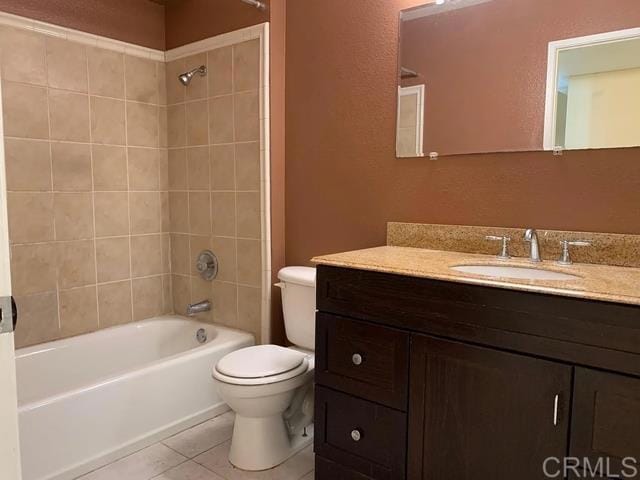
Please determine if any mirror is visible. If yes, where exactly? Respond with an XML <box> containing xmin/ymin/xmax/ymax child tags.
<box><xmin>397</xmin><ymin>0</ymin><xmax>640</xmax><ymax>158</ymax></box>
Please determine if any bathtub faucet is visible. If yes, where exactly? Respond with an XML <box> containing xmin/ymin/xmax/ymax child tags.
<box><xmin>186</xmin><ymin>300</ymin><xmax>211</xmax><ymax>316</ymax></box>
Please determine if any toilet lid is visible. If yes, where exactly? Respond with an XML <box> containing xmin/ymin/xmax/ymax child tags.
<box><xmin>216</xmin><ymin>345</ymin><xmax>307</xmax><ymax>379</ymax></box>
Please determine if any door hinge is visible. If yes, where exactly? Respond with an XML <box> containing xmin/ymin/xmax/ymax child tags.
<box><xmin>0</xmin><ymin>295</ymin><xmax>15</xmax><ymax>334</ymax></box>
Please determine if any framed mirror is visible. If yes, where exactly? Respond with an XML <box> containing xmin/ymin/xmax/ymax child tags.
<box><xmin>397</xmin><ymin>0</ymin><xmax>640</xmax><ymax>158</ymax></box>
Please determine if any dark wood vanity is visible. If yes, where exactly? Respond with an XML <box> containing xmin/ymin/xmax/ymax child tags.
<box><xmin>313</xmin><ymin>265</ymin><xmax>640</xmax><ymax>480</ymax></box>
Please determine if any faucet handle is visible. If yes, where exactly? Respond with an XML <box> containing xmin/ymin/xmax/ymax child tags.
<box><xmin>557</xmin><ymin>240</ymin><xmax>591</xmax><ymax>266</ymax></box>
<box><xmin>486</xmin><ymin>235</ymin><xmax>511</xmax><ymax>260</ymax></box>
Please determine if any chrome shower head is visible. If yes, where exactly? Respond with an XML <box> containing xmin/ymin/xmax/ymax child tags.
<box><xmin>178</xmin><ymin>65</ymin><xmax>207</xmax><ymax>86</ymax></box>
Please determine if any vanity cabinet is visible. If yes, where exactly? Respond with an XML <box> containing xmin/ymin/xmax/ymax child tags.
<box><xmin>314</xmin><ymin>265</ymin><xmax>640</xmax><ymax>480</ymax></box>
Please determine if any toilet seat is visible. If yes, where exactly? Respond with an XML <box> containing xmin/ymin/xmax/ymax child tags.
<box><xmin>213</xmin><ymin>345</ymin><xmax>310</xmax><ymax>386</ymax></box>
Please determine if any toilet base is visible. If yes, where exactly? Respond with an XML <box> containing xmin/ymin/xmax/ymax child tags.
<box><xmin>228</xmin><ymin>414</ymin><xmax>314</xmax><ymax>471</ymax></box>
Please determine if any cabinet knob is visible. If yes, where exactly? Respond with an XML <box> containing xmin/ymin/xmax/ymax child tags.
<box><xmin>351</xmin><ymin>353</ymin><xmax>363</xmax><ymax>365</ymax></box>
<box><xmin>350</xmin><ymin>429</ymin><xmax>362</xmax><ymax>442</ymax></box>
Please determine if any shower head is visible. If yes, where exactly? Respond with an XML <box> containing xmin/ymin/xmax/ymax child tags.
<box><xmin>240</xmin><ymin>0</ymin><xmax>266</xmax><ymax>10</ymax></box>
<box><xmin>178</xmin><ymin>65</ymin><xmax>207</xmax><ymax>86</ymax></box>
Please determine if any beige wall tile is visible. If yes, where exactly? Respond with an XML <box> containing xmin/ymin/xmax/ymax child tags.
<box><xmin>96</xmin><ymin>237</ymin><xmax>130</xmax><ymax>283</ymax></box>
<box><xmin>49</xmin><ymin>89</ymin><xmax>90</xmax><ymax>142</ymax></box>
<box><xmin>209</xmin><ymin>95</ymin><xmax>234</xmax><ymax>144</ymax></box>
<box><xmin>51</xmin><ymin>142</ymin><xmax>92</xmax><ymax>191</ymax></box>
<box><xmin>237</xmin><ymin>285</ymin><xmax>261</xmax><ymax>341</ymax></box>
<box><xmin>46</xmin><ymin>37</ymin><xmax>88</xmax><ymax>92</ymax></box>
<box><xmin>59</xmin><ymin>286</ymin><xmax>98</xmax><ymax>337</ymax></box>
<box><xmin>0</xmin><ymin>27</ymin><xmax>46</xmax><ymax>85</ymax></box>
<box><xmin>186</xmin><ymin>100</ymin><xmax>209</xmax><ymax>146</ymax></box>
<box><xmin>92</xmin><ymin>145</ymin><xmax>128</xmax><ymax>191</ymax></box>
<box><xmin>88</xmin><ymin>47</ymin><xmax>125</xmax><ymax>98</ymax></box>
<box><xmin>7</xmin><ymin>192</ymin><xmax>54</xmax><ymax>243</ymax></box>
<box><xmin>161</xmin><ymin>233</ymin><xmax>171</xmax><ymax>274</ymax></box>
<box><xmin>171</xmin><ymin>274</ymin><xmax>191</xmax><ymax>316</ymax></box>
<box><xmin>170</xmin><ymin>234</ymin><xmax>190</xmax><ymax>275</ymax></box>
<box><xmin>233</xmin><ymin>39</ymin><xmax>260</xmax><ymax>92</ymax></box>
<box><xmin>236</xmin><ymin>192</ymin><xmax>260</xmax><ymax>239</ymax></box>
<box><xmin>5</xmin><ymin>138</ymin><xmax>51</xmax><ymax>191</ymax></box>
<box><xmin>131</xmin><ymin>234</ymin><xmax>163</xmax><ymax>277</ymax></box>
<box><xmin>132</xmin><ymin>276</ymin><xmax>163</xmax><ymax>320</ymax></box>
<box><xmin>159</xmin><ymin>106</ymin><xmax>168</xmax><ymax>147</ymax></box>
<box><xmin>208</xmin><ymin>46</ymin><xmax>233</xmax><ymax>96</ymax></box>
<box><xmin>190</xmin><ymin>277</ymin><xmax>213</xmax><ymax>322</ymax></box>
<box><xmin>234</xmin><ymin>91</ymin><xmax>259</xmax><ymax>142</ymax></box>
<box><xmin>235</xmin><ymin>142</ymin><xmax>260</xmax><ymax>190</ymax></box>
<box><xmin>127</xmin><ymin>102</ymin><xmax>159</xmax><ymax>147</ymax></box>
<box><xmin>98</xmin><ymin>281</ymin><xmax>132</xmax><ymax>328</ymax></box>
<box><xmin>211</xmin><ymin>281</ymin><xmax>237</xmax><ymax>327</ymax></box>
<box><xmin>187</xmin><ymin>146</ymin><xmax>210</xmax><ymax>190</ymax></box>
<box><xmin>161</xmin><ymin>191</ymin><xmax>171</xmax><ymax>232</ymax></box>
<box><xmin>210</xmin><ymin>144</ymin><xmax>235</xmax><ymax>191</ymax></box>
<box><xmin>54</xmin><ymin>192</ymin><xmax>94</xmax><ymax>240</ymax></box>
<box><xmin>94</xmin><ymin>192</ymin><xmax>129</xmax><ymax>237</ymax></box>
<box><xmin>162</xmin><ymin>275</ymin><xmax>173</xmax><ymax>314</ymax></box>
<box><xmin>13</xmin><ymin>292</ymin><xmax>59</xmax><ymax>348</ymax></box>
<box><xmin>236</xmin><ymin>239</ymin><xmax>261</xmax><ymax>287</ymax></box>
<box><xmin>166</xmin><ymin>58</ymin><xmax>186</xmax><ymax>105</ymax></box>
<box><xmin>11</xmin><ymin>243</ymin><xmax>56</xmax><ymax>295</ymax></box>
<box><xmin>125</xmin><ymin>55</ymin><xmax>158</xmax><ymax>104</ymax></box>
<box><xmin>169</xmin><ymin>192</ymin><xmax>189</xmax><ymax>233</ymax></box>
<box><xmin>130</xmin><ymin>192</ymin><xmax>161</xmax><ymax>234</ymax></box>
<box><xmin>157</xmin><ymin>62</ymin><xmax>167</xmax><ymax>106</ymax></box>
<box><xmin>128</xmin><ymin>147</ymin><xmax>160</xmax><ymax>190</ymax></box>
<box><xmin>211</xmin><ymin>192</ymin><xmax>236</xmax><ymax>237</ymax></box>
<box><xmin>211</xmin><ymin>236</ymin><xmax>236</xmax><ymax>282</ymax></box>
<box><xmin>56</xmin><ymin>240</ymin><xmax>96</xmax><ymax>289</ymax></box>
<box><xmin>91</xmin><ymin>96</ymin><xmax>126</xmax><ymax>145</ymax></box>
<box><xmin>167</xmin><ymin>104</ymin><xmax>186</xmax><ymax>147</ymax></box>
<box><xmin>184</xmin><ymin>53</ymin><xmax>207</xmax><ymax>101</ymax></box>
<box><xmin>189</xmin><ymin>192</ymin><xmax>211</xmax><ymax>235</ymax></box>
<box><xmin>159</xmin><ymin>149</ymin><xmax>169</xmax><ymax>190</ymax></box>
<box><xmin>168</xmin><ymin>149</ymin><xmax>187</xmax><ymax>190</ymax></box>
<box><xmin>2</xmin><ymin>82</ymin><xmax>49</xmax><ymax>139</ymax></box>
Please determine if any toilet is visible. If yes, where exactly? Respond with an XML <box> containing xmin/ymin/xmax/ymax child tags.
<box><xmin>212</xmin><ymin>266</ymin><xmax>316</xmax><ymax>471</ymax></box>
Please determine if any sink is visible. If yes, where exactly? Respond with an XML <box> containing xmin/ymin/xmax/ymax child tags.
<box><xmin>451</xmin><ymin>264</ymin><xmax>580</xmax><ymax>281</ymax></box>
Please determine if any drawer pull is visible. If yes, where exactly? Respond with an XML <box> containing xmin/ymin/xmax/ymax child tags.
<box><xmin>350</xmin><ymin>429</ymin><xmax>362</xmax><ymax>442</ymax></box>
<box><xmin>352</xmin><ymin>353</ymin><xmax>363</xmax><ymax>365</ymax></box>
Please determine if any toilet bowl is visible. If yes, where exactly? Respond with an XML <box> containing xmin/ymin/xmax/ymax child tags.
<box><xmin>212</xmin><ymin>267</ymin><xmax>316</xmax><ymax>471</ymax></box>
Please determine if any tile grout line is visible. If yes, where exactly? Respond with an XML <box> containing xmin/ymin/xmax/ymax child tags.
<box><xmin>123</xmin><ymin>54</ymin><xmax>136</xmax><ymax>324</ymax></box>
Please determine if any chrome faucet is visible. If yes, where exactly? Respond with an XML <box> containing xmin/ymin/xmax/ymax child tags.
<box><xmin>186</xmin><ymin>300</ymin><xmax>211</xmax><ymax>316</ymax></box>
<box><xmin>523</xmin><ymin>228</ymin><xmax>541</xmax><ymax>263</ymax></box>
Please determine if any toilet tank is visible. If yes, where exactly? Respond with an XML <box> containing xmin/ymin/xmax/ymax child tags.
<box><xmin>277</xmin><ymin>267</ymin><xmax>316</xmax><ymax>350</ymax></box>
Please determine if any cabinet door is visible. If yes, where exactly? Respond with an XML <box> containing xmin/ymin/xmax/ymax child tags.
<box><xmin>408</xmin><ymin>335</ymin><xmax>572</xmax><ymax>480</ymax></box>
<box><xmin>570</xmin><ymin>368</ymin><xmax>640</xmax><ymax>479</ymax></box>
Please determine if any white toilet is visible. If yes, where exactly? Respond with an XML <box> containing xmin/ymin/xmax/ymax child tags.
<box><xmin>212</xmin><ymin>266</ymin><xmax>316</xmax><ymax>471</ymax></box>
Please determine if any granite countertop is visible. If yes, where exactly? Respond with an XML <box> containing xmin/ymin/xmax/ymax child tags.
<box><xmin>312</xmin><ymin>246</ymin><xmax>640</xmax><ymax>306</ymax></box>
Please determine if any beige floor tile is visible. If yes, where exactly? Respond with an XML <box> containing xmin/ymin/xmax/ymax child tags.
<box><xmin>77</xmin><ymin>443</ymin><xmax>186</xmax><ymax>480</ymax></box>
<box><xmin>194</xmin><ymin>442</ymin><xmax>314</xmax><ymax>480</ymax></box>
<box><xmin>152</xmin><ymin>461</ymin><xmax>224</xmax><ymax>480</ymax></box>
<box><xmin>163</xmin><ymin>412</ymin><xmax>235</xmax><ymax>459</ymax></box>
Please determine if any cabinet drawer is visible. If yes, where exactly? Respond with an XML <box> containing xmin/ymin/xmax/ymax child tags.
<box><xmin>315</xmin><ymin>386</ymin><xmax>406</xmax><ymax>480</ymax></box>
<box><xmin>316</xmin><ymin>456</ymin><xmax>375</xmax><ymax>480</ymax></box>
<box><xmin>315</xmin><ymin>312</ymin><xmax>409</xmax><ymax>410</ymax></box>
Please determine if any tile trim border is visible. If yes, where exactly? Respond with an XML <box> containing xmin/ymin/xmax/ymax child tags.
<box><xmin>0</xmin><ymin>10</ymin><xmax>165</xmax><ymax>61</ymax></box>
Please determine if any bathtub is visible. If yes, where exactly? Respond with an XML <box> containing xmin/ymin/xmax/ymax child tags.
<box><xmin>16</xmin><ymin>316</ymin><xmax>254</xmax><ymax>480</ymax></box>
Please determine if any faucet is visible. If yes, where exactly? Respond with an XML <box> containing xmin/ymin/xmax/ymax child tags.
<box><xmin>523</xmin><ymin>228</ymin><xmax>541</xmax><ymax>263</ymax></box>
<box><xmin>186</xmin><ymin>300</ymin><xmax>211</xmax><ymax>316</ymax></box>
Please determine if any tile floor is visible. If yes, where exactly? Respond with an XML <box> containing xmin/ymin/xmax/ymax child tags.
<box><xmin>76</xmin><ymin>412</ymin><xmax>315</xmax><ymax>480</ymax></box>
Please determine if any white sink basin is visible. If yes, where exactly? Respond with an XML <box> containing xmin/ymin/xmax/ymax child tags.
<box><xmin>451</xmin><ymin>264</ymin><xmax>580</xmax><ymax>281</ymax></box>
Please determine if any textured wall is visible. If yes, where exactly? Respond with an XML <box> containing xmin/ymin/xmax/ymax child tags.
<box><xmin>400</xmin><ymin>0</ymin><xmax>640</xmax><ymax>155</ymax></box>
<box><xmin>285</xmin><ymin>0</ymin><xmax>640</xmax><ymax>266</ymax></box>
<box><xmin>0</xmin><ymin>0</ymin><xmax>165</xmax><ymax>49</ymax></box>
<box><xmin>166</xmin><ymin>39</ymin><xmax>264</xmax><ymax>342</ymax></box>
<box><xmin>2</xmin><ymin>25</ymin><xmax>171</xmax><ymax>348</ymax></box>
<box><xmin>165</xmin><ymin>0</ymin><xmax>269</xmax><ymax>49</ymax></box>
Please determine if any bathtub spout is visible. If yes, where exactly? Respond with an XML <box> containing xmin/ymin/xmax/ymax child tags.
<box><xmin>186</xmin><ymin>300</ymin><xmax>211</xmax><ymax>316</ymax></box>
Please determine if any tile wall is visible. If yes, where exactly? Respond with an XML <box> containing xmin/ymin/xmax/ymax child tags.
<box><xmin>1</xmin><ymin>25</ymin><xmax>172</xmax><ymax>347</ymax></box>
<box><xmin>166</xmin><ymin>38</ymin><xmax>263</xmax><ymax>341</ymax></box>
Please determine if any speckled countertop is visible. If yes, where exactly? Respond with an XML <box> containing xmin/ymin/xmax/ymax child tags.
<box><xmin>312</xmin><ymin>246</ymin><xmax>640</xmax><ymax>306</ymax></box>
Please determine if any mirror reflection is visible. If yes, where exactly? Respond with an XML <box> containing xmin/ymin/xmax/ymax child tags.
<box><xmin>397</xmin><ymin>0</ymin><xmax>640</xmax><ymax>158</ymax></box>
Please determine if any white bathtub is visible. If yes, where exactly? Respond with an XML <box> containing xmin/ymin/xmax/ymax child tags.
<box><xmin>16</xmin><ymin>316</ymin><xmax>254</xmax><ymax>480</ymax></box>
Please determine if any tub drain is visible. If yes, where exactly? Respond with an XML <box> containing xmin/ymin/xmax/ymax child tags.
<box><xmin>196</xmin><ymin>328</ymin><xmax>207</xmax><ymax>344</ymax></box>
